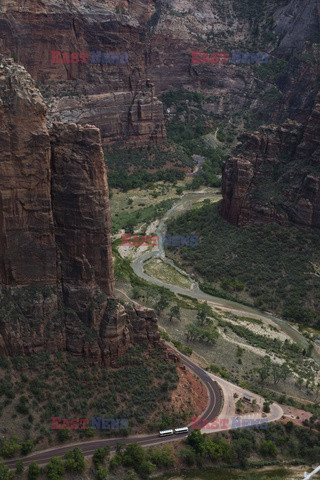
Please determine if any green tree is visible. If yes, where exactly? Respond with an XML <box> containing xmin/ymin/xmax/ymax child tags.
<box><xmin>122</xmin><ymin>443</ymin><xmax>144</xmax><ymax>470</ymax></box>
<box><xmin>179</xmin><ymin>446</ymin><xmax>196</xmax><ymax>465</ymax></box>
<box><xmin>272</xmin><ymin>363</ymin><xmax>291</xmax><ymax>385</ymax></box>
<box><xmin>139</xmin><ymin>460</ymin><xmax>155</xmax><ymax>480</ymax></box>
<box><xmin>131</xmin><ymin>286</ymin><xmax>141</xmax><ymax>299</ymax></box>
<box><xmin>257</xmin><ymin>356</ymin><xmax>271</xmax><ymax>383</ymax></box>
<box><xmin>263</xmin><ymin>401</ymin><xmax>271</xmax><ymax>413</ymax></box>
<box><xmin>0</xmin><ymin>464</ymin><xmax>15</xmax><ymax>480</ymax></box>
<box><xmin>21</xmin><ymin>439</ymin><xmax>34</xmax><ymax>455</ymax></box>
<box><xmin>233</xmin><ymin>438</ymin><xmax>252</xmax><ymax>468</ymax></box>
<box><xmin>57</xmin><ymin>427</ymin><xmax>70</xmax><ymax>442</ymax></box>
<box><xmin>169</xmin><ymin>306</ymin><xmax>181</xmax><ymax>322</ymax></box>
<box><xmin>93</xmin><ymin>446</ymin><xmax>110</xmax><ymax>467</ymax></box>
<box><xmin>196</xmin><ymin>302</ymin><xmax>212</xmax><ymax>326</ymax></box>
<box><xmin>27</xmin><ymin>462</ymin><xmax>40</xmax><ymax>480</ymax></box>
<box><xmin>186</xmin><ymin>430</ymin><xmax>206</xmax><ymax>455</ymax></box>
<box><xmin>46</xmin><ymin>457</ymin><xmax>65</xmax><ymax>480</ymax></box>
<box><xmin>64</xmin><ymin>448</ymin><xmax>85</xmax><ymax>473</ymax></box>
<box><xmin>154</xmin><ymin>294</ymin><xmax>169</xmax><ymax>314</ymax></box>
<box><xmin>15</xmin><ymin>460</ymin><xmax>24</xmax><ymax>474</ymax></box>
<box><xmin>146</xmin><ymin>446</ymin><xmax>174</xmax><ymax>467</ymax></box>
<box><xmin>96</xmin><ymin>465</ymin><xmax>108</xmax><ymax>480</ymax></box>
<box><xmin>0</xmin><ymin>437</ymin><xmax>20</xmax><ymax>458</ymax></box>
<box><xmin>260</xmin><ymin>439</ymin><xmax>278</xmax><ymax>457</ymax></box>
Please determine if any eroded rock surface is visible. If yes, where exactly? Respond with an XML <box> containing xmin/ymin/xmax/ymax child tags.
<box><xmin>0</xmin><ymin>57</ymin><xmax>160</xmax><ymax>364</ymax></box>
<box><xmin>221</xmin><ymin>94</ymin><xmax>320</xmax><ymax>228</ymax></box>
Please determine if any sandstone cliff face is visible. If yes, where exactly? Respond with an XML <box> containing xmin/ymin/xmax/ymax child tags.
<box><xmin>221</xmin><ymin>93</ymin><xmax>320</xmax><ymax>228</ymax></box>
<box><xmin>0</xmin><ymin>56</ymin><xmax>160</xmax><ymax>364</ymax></box>
<box><xmin>0</xmin><ymin>59</ymin><xmax>56</xmax><ymax>286</ymax></box>
<box><xmin>1</xmin><ymin>0</ymin><xmax>318</xmax><ymax>148</ymax></box>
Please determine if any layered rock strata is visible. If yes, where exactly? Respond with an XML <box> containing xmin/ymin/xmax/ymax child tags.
<box><xmin>0</xmin><ymin>56</ymin><xmax>160</xmax><ymax>364</ymax></box>
<box><xmin>221</xmin><ymin>93</ymin><xmax>320</xmax><ymax>228</ymax></box>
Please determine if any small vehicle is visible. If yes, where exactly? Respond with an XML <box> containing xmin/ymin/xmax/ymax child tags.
<box><xmin>159</xmin><ymin>429</ymin><xmax>174</xmax><ymax>437</ymax></box>
<box><xmin>174</xmin><ymin>427</ymin><xmax>189</xmax><ymax>434</ymax></box>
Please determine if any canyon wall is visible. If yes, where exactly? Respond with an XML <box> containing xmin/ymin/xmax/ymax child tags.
<box><xmin>221</xmin><ymin>93</ymin><xmax>320</xmax><ymax>228</ymax></box>
<box><xmin>0</xmin><ymin>0</ymin><xmax>318</xmax><ymax>148</ymax></box>
<box><xmin>0</xmin><ymin>56</ymin><xmax>160</xmax><ymax>364</ymax></box>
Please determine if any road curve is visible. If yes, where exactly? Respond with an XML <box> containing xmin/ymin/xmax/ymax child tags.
<box><xmin>3</xmin><ymin>352</ymin><xmax>222</xmax><ymax>469</ymax></box>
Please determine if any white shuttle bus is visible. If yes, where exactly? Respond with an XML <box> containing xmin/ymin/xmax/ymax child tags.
<box><xmin>174</xmin><ymin>427</ymin><xmax>189</xmax><ymax>434</ymax></box>
<box><xmin>159</xmin><ymin>429</ymin><xmax>174</xmax><ymax>437</ymax></box>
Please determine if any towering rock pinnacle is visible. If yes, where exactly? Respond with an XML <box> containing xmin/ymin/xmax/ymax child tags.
<box><xmin>0</xmin><ymin>56</ymin><xmax>160</xmax><ymax>363</ymax></box>
<box><xmin>50</xmin><ymin>122</ymin><xmax>114</xmax><ymax>298</ymax></box>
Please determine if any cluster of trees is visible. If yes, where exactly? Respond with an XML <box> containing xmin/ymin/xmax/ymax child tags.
<box><xmin>132</xmin><ymin>287</ymin><xmax>181</xmax><ymax>323</ymax></box>
<box><xmin>165</xmin><ymin>202</ymin><xmax>320</xmax><ymax>326</ymax></box>
<box><xmin>257</xmin><ymin>356</ymin><xmax>291</xmax><ymax>385</ymax></box>
<box><xmin>0</xmin><ymin>448</ymin><xmax>87</xmax><ymax>480</ymax></box>
<box><xmin>185</xmin><ymin>302</ymin><xmax>219</xmax><ymax>345</ymax></box>
<box><xmin>0</xmin><ymin>437</ymin><xmax>33</xmax><ymax>459</ymax></box>
<box><xmin>109</xmin><ymin>442</ymin><xmax>174</xmax><ymax>480</ymax></box>
<box><xmin>180</xmin><ymin>423</ymin><xmax>320</xmax><ymax>470</ymax></box>
<box><xmin>108</xmin><ymin>168</ymin><xmax>185</xmax><ymax>191</ymax></box>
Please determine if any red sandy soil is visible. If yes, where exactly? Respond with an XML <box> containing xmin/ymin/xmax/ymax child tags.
<box><xmin>171</xmin><ymin>364</ymin><xmax>209</xmax><ymax>419</ymax></box>
<box><xmin>279</xmin><ymin>404</ymin><xmax>313</xmax><ymax>427</ymax></box>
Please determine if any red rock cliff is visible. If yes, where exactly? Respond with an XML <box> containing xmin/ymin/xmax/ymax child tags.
<box><xmin>0</xmin><ymin>56</ymin><xmax>160</xmax><ymax>364</ymax></box>
<box><xmin>221</xmin><ymin>92</ymin><xmax>320</xmax><ymax>228</ymax></box>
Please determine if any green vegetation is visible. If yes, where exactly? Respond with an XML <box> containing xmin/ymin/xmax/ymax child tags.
<box><xmin>105</xmin><ymin>143</ymin><xmax>192</xmax><ymax>173</ymax></box>
<box><xmin>27</xmin><ymin>462</ymin><xmax>40</xmax><ymax>480</ymax></box>
<box><xmin>181</xmin><ymin>423</ymin><xmax>320</xmax><ymax>470</ymax></box>
<box><xmin>110</xmin><ymin>443</ymin><xmax>174</xmax><ymax>479</ymax></box>
<box><xmin>172</xmin><ymin>340</ymin><xmax>192</xmax><ymax>356</ymax></box>
<box><xmin>144</xmin><ymin>258</ymin><xmax>192</xmax><ymax>289</ymax></box>
<box><xmin>219</xmin><ymin>320</ymin><xmax>302</xmax><ymax>358</ymax></box>
<box><xmin>112</xmin><ymin>198</ymin><xmax>177</xmax><ymax>233</ymax></box>
<box><xmin>109</xmin><ymin>167</ymin><xmax>186</xmax><ymax>192</ymax></box>
<box><xmin>0</xmin><ymin>344</ymin><xmax>184</xmax><ymax>449</ymax></box>
<box><xmin>0</xmin><ymin>464</ymin><xmax>14</xmax><ymax>480</ymax></box>
<box><xmin>166</xmin><ymin>202</ymin><xmax>320</xmax><ymax>326</ymax></box>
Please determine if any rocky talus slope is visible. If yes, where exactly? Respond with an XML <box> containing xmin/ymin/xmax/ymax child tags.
<box><xmin>0</xmin><ymin>56</ymin><xmax>161</xmax><ymax>364</ymax></box>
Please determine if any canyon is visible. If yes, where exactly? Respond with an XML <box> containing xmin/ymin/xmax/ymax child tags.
<box><xmin>0</xmin><ymin>0</ymin><xmax>319</xmax><ymax>360</ymax></box>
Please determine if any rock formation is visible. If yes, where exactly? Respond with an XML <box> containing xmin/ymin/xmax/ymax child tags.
<box><xmin>221</xmin><ymin>93</ymin><xmax>320</xmax><ymax>228</ymax></box>
<box><xmin>0</xmin><ymin>56</ymin><xmax>160</xmax><ymax>364</ymax></box>
<box><xmin>0</xmin><ymin>0</ymin><xmax>318</xmax><ymax>148</ymax></box>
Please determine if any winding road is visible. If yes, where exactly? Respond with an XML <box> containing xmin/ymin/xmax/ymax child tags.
<box><xmin>2</xmin><ymin>190</ymin><xmax>290</xmax><ymax>469</ymax></box>
<box><xmin>4</xmin><ymin>352</ymin><xmax>223</xmax><ymax>469</ymax></box>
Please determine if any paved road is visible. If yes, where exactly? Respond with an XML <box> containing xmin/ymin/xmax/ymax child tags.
<box><xmin>3</xmin><ymin>352</ymin><xmax>222</xmax><ymax>469</ymax></box>
<box><xmin>130</xmin><ymin>192</ymin><xmax>317</xmax><ymax>361</ymax></box>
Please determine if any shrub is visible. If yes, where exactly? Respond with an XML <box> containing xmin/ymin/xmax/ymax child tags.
<box><xmin>21</xmin><ymin>439</ymin><xmax>34</xmax><ymax>455</ymax></box>
<box><xmin>96</xmin><ymin>465</ymin><xmax>108</xmax><ymax>480</ymax></box>
<box><xmin>93</xmin><ymin>446</ymin><xmax>110</xmax><ymax>467</ymax></box>
<box><xmin>27</xmin><ymin>462</ymin><xmax>40</xmax><ymax>480</ymax></box>
<box><xmin>64</xmin><ymin>448</ymin><xmax>85</xmax><ymax>473</ymax></box>
<box><xmin>0</xmin><ymin>464</ymin><xmax>14</xmax><ymax>480</ymax></box>
<box><xmin>46</xmin><ymin>457</ymin><xmax>65</xmax><ymax>480</ymax></box>
<box><xmin>0</xmin><ymin>437</ymin><xmax>20</xmax><ymax>458</ymax></box>
<box><xmin>15</xmin><ymin>460</ymin><xmax>24</xmax><ymax>474</ymax></box>
<box><xmin>260</xmin><ymin>439</ymin><xmax>278</xmax><ymax>457</ymax></box>
<box><xmin>57</xmin><ymin>428</ymin><xmax>70</xmax><ymax>442</ymax></box>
